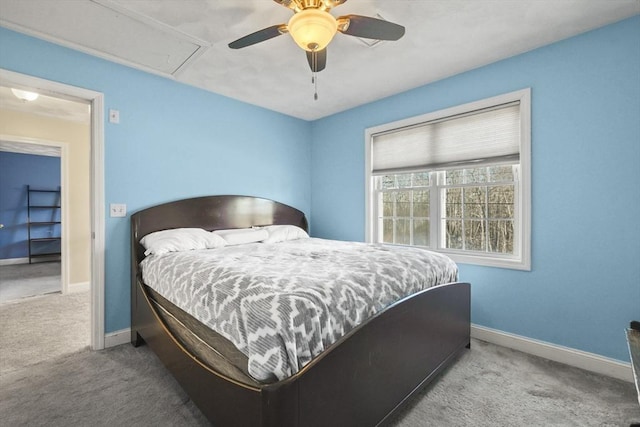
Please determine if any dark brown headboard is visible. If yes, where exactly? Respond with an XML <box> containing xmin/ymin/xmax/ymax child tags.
<box><xmin>130</xmin><ymin>195</ymin><xmax>308</xmax><ymax>347</ymax></box>
<box><xmin>131</xmin><ymin>194</ymin><xmax>307</xmax><ymax>273</ymax></box>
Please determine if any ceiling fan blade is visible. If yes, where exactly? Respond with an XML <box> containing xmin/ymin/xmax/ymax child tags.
<box><xmin>324</xmin><ymin>0</ymin><xmax>348</xmax><ymax>7</ymax></box>
<box><xmin>228</xmin><ymin>24</ymin><xmax>286</xmax><ymax>49</ymax></box>
<box><xmin>337</xmin><ymin>14</ymin><xmax>405</xmax><ymax>41</ymax></box>
<box><xmin>306</xmin><ymin>48</ymin><xmax>327</xmax><ymax>72</ymax></box>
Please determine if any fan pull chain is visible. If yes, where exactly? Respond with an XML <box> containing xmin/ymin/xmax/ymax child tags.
<box><xmin>311</xmin><ymin>49</ymin><xmax>318</xmax><ymax>101</ymax></box>
<box><xmin>314</xmin><ymin>72</ymin><xmax>318</xmax><ymax>101</ymax></box>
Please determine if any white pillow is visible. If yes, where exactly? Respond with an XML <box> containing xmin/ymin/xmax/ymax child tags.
<box><xmin>213</xmin><ymin>228</ymin><xmax>269</xmax><ymax>246</ymax></box>
<box><xmin>140</xmin><ymin>228</ymin><xmax>226</xmax><ymax>256</ymax></box>
<box><xmin>262</xmin><ymin>225</ymin><xmax>309</xmax><ymax>243</ymax></box>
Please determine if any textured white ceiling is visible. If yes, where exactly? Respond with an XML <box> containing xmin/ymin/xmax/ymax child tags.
<box><xmin>1</xmin><ymin>0</ymin><xmax>638</xmax><ymax>121</ymax></box>
<box><xmin>0</xmin><ymin>86</ymin><xmax>90</xmax><ymax>123</ymax></box>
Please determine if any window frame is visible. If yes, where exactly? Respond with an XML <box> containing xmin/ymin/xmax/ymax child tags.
<box><xmin>365</xmin><ymin>89</ymin><xmax>531</xmax><ymax>271</ymax></box>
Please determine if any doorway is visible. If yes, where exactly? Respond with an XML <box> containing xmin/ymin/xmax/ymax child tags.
<box><xmin>0</xmin><ymin>68</ymin><xmax>105</xmax><ymax>350</ymax></box>
<box><xmin>0</xmin><ymin>146</ymin><xmax>63</xmax><ymax>301</ymax></box>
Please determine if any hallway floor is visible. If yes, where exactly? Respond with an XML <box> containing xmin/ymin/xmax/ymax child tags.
<box><xmin>0</xmin><ymin>262</ymin><xmax>61</xmax><ymax>303</ymax></box>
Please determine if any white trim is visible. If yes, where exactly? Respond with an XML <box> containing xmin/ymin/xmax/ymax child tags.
<box><xmin>90</xmin><ymin>93</ymin><xmax>106</xmax><ymax>351</ymax></box>
<box><xmin>0</xmin><ymin>68</ymin><xmax>105</xmax><ymax>351</ymax></box>
<box><xmin>91</xmin><ymin>0</ymin><xmax>210</xmax><ymax>77</ymax></box>
<box><xmin>471</xmin><ymin>324</ymin><xmax>633</xmax><ymax>383</ymax></box>
<box><xmin>518</xmin><ymin>89</ymin><xmax>532</xmax><ymax>271</ymax></box>
<box><xmin>364</xmin><ymin>88</ymin><xmax>531</xmax><ymax>271</ymax></box>
<box><xmin>104</xmin><ymin>328</ymin><xmax>131</xmax><ymax>348</ymax></box>
<box><xmin>0</xmin><ymin>257</ymin><xmax>29</xmax><ymax>265</ymax></box>
<box><xmin>60</xmin><ymin>143</ymin><xmax>71</xmax><ymax>293</ymax></box>
<box><xmin>68</xmin><ymin>281</ymin><xmax>90</xmax><ymax>293</ymax></box>
<box><xmin>364</xmin><ymin>126</ymin><xmax>373</xmax><ymax>244</ymax></box>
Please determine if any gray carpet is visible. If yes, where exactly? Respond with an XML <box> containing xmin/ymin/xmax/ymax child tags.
<box><xmin>0</xmin><ymin>291</ymin><xmax>638</xmax><ymax>426</ymax></box>
<box><xmin>0</xmin><ymin>290</ymin><xmax>89</xmax><ymax>376</ymax></box>
<box><xmin>388</xmin><ymin>340</ymin><xmax>639</xmax><ymax>426</ymax></box>
<box><xmin>0</xmin><ymin>344</ymin><xmax>209</xmax><ymax>427</ymax></box>
<box><xmin>0</xmin><ymin>262</ymin><xmax>61</xmax><ymax>303</ymax></box>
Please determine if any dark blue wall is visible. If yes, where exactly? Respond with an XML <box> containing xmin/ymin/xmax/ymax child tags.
<box><xmin>0</xmin><ymin>151</ymin><xmax>61</xmax><ymax>260</ymax></box>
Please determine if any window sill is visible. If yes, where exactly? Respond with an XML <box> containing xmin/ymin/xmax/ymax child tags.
<box><xmin>442</xmin><ymin>250</ymin><xmax>531</xmax><ymax>271</ymax></box>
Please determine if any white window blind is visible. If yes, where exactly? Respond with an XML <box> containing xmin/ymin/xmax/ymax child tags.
<box><xmin>371</xmin><ymin>102</ymin><xmax>520</xmax><ymax>174</ymax></box>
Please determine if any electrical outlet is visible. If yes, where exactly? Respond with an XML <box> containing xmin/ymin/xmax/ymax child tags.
<box><xmin>110</xmin><ymin>203</ymin><xmax>127</xmax><ymax>217</ymax></box>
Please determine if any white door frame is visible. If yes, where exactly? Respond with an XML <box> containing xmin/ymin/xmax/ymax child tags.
<box><xmin>1</xmin><ymin>68</ymin><xmax>106</xmax><ymax>350</ymax></box>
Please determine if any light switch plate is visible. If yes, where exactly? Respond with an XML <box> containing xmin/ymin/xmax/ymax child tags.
<box><xmin>110</xmin><ymin>203</ymin><xmax>127</xmax><ymax>217</ymax></box>
<box><xmin>109</xmin><ymin>109</ymin><xmax>120</xmax><ymax>124</ymax></box>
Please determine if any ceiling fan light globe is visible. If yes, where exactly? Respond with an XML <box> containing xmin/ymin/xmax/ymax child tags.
<box><xmin>288</xmin><ymin>9</ymin><xmax>337</xmax><ymax>52</ymax></box>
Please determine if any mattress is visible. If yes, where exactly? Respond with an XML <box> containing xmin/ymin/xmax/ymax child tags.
<box><xmin>141</xmin><ymin>238</ymin><xmax>458</xmax><ymax>383</ymax></box>
<box><xmin>145</xmin><ymin>285</ymin><xmax>260</xmax><ymax>387</ymax></box>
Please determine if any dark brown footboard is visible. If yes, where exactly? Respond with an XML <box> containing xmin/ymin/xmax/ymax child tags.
<box><xmin>294</xmin><ymin>281</ymin><xmax>470</xmax><ymax>427</ymax></box>
<box><xmin>132</xmin><ymin>278</ymin><xmax>470</xmax><ymax>427</ymax></box>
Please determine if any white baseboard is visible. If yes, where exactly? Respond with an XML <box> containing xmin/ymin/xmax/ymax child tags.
<box><xmin>0</xmin><ymin>257</ymin><xmax>29</xmax><ymax>266</ymax></box>
<box><xmin>68</xmin><ymin>281</ymin><xmax>90</xmax><ymax>293</ymax></box>
<box><xmin>102</xmin><ymin>324</ymin><xmax>632</xmax><ymax>382</ymax></box>
<box><xmin>471</xmin><ymin>324</ymin><xmax>633</xmax><ymax>383</ymax></box>
<box><xmin>104</xmin><ymin>328</ymin><xmax>131</xmax><ymax>348</ymax></box>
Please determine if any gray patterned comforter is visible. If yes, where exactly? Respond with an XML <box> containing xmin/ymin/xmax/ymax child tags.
<box><xmin>140</xmin><ymin>238</ymin><xmax>458</xmax><ymax>382</ymax></box>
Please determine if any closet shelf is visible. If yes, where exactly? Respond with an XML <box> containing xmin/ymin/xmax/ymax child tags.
<box><xmin>30</xmin><ymin>252</ymin><xmax>62</xmax><ymax>258</ymax></box>
<box><xmin>27</xmin><ymin>185</ymin><xmax>62</xmax><ymax>263</ymax></box>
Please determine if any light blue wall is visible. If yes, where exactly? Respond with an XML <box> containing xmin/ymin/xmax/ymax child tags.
<box><xmin>0</xmin><ymin>152</ymin><xmax>60</xmax><ymax>259</ymax></box>
<box><xmin>310</xmin><ymin>16</ymin><xmax>640</xmax><ymax>362</ymax></box>
<box><xmin>2</xmin><ymin>16</ymin><xmax>638</xmax><ymax>363</ymax></box>
<box><xmin>0</xmin><ymin>27</ymin><xmax>312</xmax><ymax>333</ymax></box>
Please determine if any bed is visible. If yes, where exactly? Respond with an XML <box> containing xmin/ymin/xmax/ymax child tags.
<box><xmin>130</xmin><ymin>195</ymin><xmax>470</xmax><ymax>426</ymax></box>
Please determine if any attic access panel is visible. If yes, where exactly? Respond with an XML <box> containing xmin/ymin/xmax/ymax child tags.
<box><xmin>0</xmin><ymin>0</ymin><xmax>208</xmax><ymax>76</ymax></box>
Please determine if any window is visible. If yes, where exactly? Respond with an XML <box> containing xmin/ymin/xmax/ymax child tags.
<box><xmin>365</xmin><ymin>89</ymin><xmax>531</xmax><ymax>270</ymax></box>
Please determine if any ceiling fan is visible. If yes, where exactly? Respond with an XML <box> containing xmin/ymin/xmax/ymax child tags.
<box><xmin>228</xmin><ymin>0</ymin><xmax>405</xmax><ymax>74</ymax></box>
